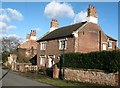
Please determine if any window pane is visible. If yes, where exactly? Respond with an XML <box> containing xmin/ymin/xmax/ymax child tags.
<box><xmin>59</xmin><ymin>40</ymin><xmax>67</xmax><ymax>49</ymax></box>
<box><xmin>40</xmin><ymin>42</ymin><xmax>46</xmax><ymax>50</ymax></box>
<box><xmin>40</xmin><ymin>56</ymin><xmax>46</xmax><ymax>66</ymax></box>
<box><xmin>103</xmin><ymin>44</ymin><xmax>107</xmax><ymax>50</ymax></box>
<box><xmin>108</xmin><ymin>42</ymin><xmax>112</xmax><ymax>48</ymax></box>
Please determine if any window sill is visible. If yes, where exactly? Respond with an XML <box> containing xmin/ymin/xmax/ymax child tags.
<box><xmin>40</xmin><ymin>49</ymin><xmax>46</xmax><ymax>51</ymax></box>
<box><xmin>108</xmin><ymin>47</ymin><xmax>112</xmax><ymax>49</ymax></box>
<box><xmin>59</xmin><ymin>48</ymin><xmax>66</xmax><ymax>50</ymax></box>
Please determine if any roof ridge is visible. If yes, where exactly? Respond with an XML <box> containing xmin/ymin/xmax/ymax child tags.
<box><xmin>56</xmin><ymin>21</ymin><xmax>87</xmax><ymax>30</ymax></box>
<box><xmin>37</xmin><ymin>21</ymin><xmax>87</xmax><ymax>42</ymax></box>
<box><xmin>37</xmin><ymin>32</ymin><xmax>49</xmax><ymax>42</ymax></box>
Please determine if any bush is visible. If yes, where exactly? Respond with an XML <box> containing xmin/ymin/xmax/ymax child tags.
<box><xmin>2</xmin><ymin>51</ymin><xmax>10</xmax><ymax>63</ymax></box>
<box><xmin>57</xmin><ymin>50</ymin><xmax>120</xmax><ymax>73</ymax></box>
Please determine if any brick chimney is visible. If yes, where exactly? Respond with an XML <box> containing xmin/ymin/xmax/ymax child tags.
<box><xmin>30</xmin><ymin>30</ymin><xmax>36</xmax><ymax>40</ymax></box>
<box><xmin>87</xmin><ymin>5</ymin><xmax>98</xmax><ymax>24</ymax></box>
<box><xmin>50</xmin><ymin>19</ymin><xmax>58</xmax><ymax>32</ymax></box>
<box><xmin>26</xmin><ymin>34</ymin><xmax>30</xmax><ymax>41</ymax></box>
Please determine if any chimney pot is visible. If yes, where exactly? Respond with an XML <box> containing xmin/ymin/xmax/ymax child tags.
<box><xmin>87</xmin><ymin>5</ymin><xmax>97</xmax><ymax>17</ymax></box>
<box><xmin>50</xmin><ymin>19</ymin><xmax>58</xmax><ymax>32</ymax></box>
<box><xmin>87</xmin><ymin>5</ymin><xmax>98</xmax><ymax>24</ymax></box>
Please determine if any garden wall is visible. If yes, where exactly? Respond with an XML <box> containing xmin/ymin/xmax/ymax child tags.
<box><xmin>64</xmin><ymin>68</ymin><xmax>119</xmax><ymax>86</ymax></box>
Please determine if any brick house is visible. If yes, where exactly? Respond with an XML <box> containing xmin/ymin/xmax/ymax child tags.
<box><xmin>15</xmin><ymin>30</ymin><xmax>38</xmax><ymax>63</ymax></box>
<box><xmin>37</xmin><ymin>5</ymin><xmax>117</xmax><ymax>68</ymax></box>
<box><xmin>18</xmin><ymin>30</ymin><xmax>38</xmax><ymax>57</ymax></box>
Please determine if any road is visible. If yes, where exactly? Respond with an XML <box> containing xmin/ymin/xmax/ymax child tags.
<box><xmin>2</xmin><ymin>69</ymin><xmax>53</xmax><ymax>87</ymax></box>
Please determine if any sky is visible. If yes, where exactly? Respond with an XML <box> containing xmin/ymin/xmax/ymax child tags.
<box><xmin>0</xmin><ymin>1</ymin><xmax>119</xmax><ymax>47</ymax></box>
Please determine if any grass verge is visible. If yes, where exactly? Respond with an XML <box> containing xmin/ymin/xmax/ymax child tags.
<box><xmin>37</xmin><ymin>77</ymin><xmax>115</xmax><ymax>88</ymax></box>
<box><xmin>38</xmin><ymin>77</ymin><xmax>79</xmax><ymax>87</ymax></box>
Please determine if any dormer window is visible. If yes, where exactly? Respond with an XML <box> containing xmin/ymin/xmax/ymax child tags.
<box><xmin>108</xmin><ymin>41</ymin><xmax>112</xmax><ymax>48</ymax></box>
<box><xmin>59</xmin><ymin>39</ymin><xmax>67</xmax><ymax>50</ymax></box>
<box><xmin>40</xmin><ymin>42</ymin><xmax>46</xmax><ymax>50</ymax></box>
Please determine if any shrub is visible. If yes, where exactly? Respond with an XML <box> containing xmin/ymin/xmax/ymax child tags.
<box><xmin>2</xmin><ymin>51</ymin><xmax>10</xmax><ymax>63</ymax></box>
<box><xmin>57</xmin><ymin>50</ymin><xmax>120</xmax><ymax>73</ymax></box>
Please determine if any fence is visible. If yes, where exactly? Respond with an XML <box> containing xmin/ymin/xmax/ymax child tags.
<box><xmin>25</xmin><ymin>65</ymin><xmax>38</xmax><ymax>72</ymax></box>
<box><xmin>10</xmin><ymin>62</ymin><xmax>38</xmax><ymax>72</ymax></box>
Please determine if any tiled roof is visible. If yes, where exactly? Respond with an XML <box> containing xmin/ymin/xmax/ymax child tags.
<box><xmin>20</xmin><ymin>40</ymin><xmax>38</xmax><ymax>49</ymax></box>
<box><xmin>106</xmin><ymin>35</ymin><xmax>117</xmax><ymax>41</ymax></box>
<box><xmin>37</xmin><ymin>21</ymin><xmax>117</xmax><ymax>42</ymax></box>
<box><xmin>37</xmin><ymin>21</ymin><xmax>87</xmax><ymax>42</ymax></box>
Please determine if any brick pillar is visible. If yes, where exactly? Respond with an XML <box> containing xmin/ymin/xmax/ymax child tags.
<box><xmin>53</xmin><ymin>65</ymin><xmax>59</xmax><ymax>79</ymax></box>
<box><xmin>118</xmin><ymin>72</ymin><xmax>120</xmax><ymax>87</ymax></box>
<box><xmin>19</xmin><ymin>64</ymin><xmax>26</xmax><ymax>72</ymax></box>
<box><xmin>115</xmin><ymin>72</ymin><xmax>120</xmax><ymax>88</ymax></box>
<box><xmin>75</xmin><ymin>37</ymin><xmax>79</xmax><ymax>52</ymax></box>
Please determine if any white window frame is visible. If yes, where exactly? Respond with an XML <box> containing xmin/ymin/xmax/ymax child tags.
<box><xmin>59</xmin><ymin>39</ymin><xmax>67</xmax><ymax>50</ymax></box>
<box><xmin>40</xmin><ymin>55</ymin><xmax>46</xmax><ymax>66</ymax></box>
<box><xmin>108</xmin><ymin>41</ymin><xmax>112</xmax><ymax>48</ymax></box>
<box><xmin>40</xmin><ymin>41</ymin><xmax>46</xmax><ymax>50</ymax></box>
<box><xmin>102</xmin><ymin>43</ymin><xmax>107</xmax><ymax>50</ymax></box>
<box><xmin>48</xmin><ymin>55</ymin><xmax>55</xmax><ymax>68</ymax></box>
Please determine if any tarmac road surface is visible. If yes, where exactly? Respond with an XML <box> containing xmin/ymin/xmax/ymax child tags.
<box><xmin>2</xmin><ymin>69</ymin><xmax>55</xmax><ymax>87</ymax></box>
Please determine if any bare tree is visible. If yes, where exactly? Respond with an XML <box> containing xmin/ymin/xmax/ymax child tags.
<box><xmin>1</xmin><ymin>36</ymin><xmax>21</xmax><ymax>63</ymax></box>
<box><xmin>1</xmin><ymin>36</ymin><xmax>20</xmax><ymax>53</ymax></box>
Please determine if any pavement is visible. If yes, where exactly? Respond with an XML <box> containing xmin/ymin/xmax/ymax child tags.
<box><xmin>1</xmin><ymin>69</ymin><xmax>54</xmax><ymax>87</ymax></box>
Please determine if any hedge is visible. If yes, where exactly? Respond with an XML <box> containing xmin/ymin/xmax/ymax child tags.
<box><xmin>58</xmin><ymin>50</ymin><xmax>120</xmax><ymax>73</ymax></box>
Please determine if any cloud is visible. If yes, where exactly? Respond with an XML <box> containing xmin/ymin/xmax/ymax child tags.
<box><xmin>44</xmin><ymin>1</ymin><xmax>87</xmax><ymax>24</ymax></box>
<box><xmin>0</xmin><ymin>8</ymin><xmax>23</xmax><ymax>33</ymax></box>
<box><xmin>31</xmin><ymin>28</ymin><xmax>41</xmax><ymax>31</ymax></box>
<box><xmin>0</xmin><ymin>15</ymin><xmax>10</xmax><ymax>22</ymax></box>
<box><xmin>44</xmin><ymin>1</ymin><xmax>75</xmax><ymax>19</ymax></box>
<box><xmin>6</xmin><ymin>8</ymin><xmax>23</xmax><ymax>21</ymax></box>
<box><xmin>0</xmin><ymin>22</ymin><xmax>16</xmax><ymax>33</ymax></box>
<box><xmin>73</xmin><ymin>11</ymin><xmax>87</xmax><ymax>23</ymax></box>
<box><xmin>0</xmin><ymin>8</ymin><xmax>23</xmax><ymax>21</ymax></box>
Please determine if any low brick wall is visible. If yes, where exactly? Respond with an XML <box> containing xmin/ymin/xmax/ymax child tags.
<box><xmin>25</xmin><ymin>65</ymin><xmax>38</xmax><ymax>72</ymax></box>
<box><xmin>64</xmin><ymin>68</ymin><xmax>119</xmax><ymax>86</ymax></box>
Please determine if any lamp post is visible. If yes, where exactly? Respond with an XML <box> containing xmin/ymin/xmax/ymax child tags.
<box><xmin>62</xmin><ymin>40</ymin><xmax>65</xmax><ymax>80</ymax></box>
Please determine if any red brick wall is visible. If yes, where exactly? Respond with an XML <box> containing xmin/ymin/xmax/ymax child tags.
<box><xmin>14</xmin><ymin>48</ymin><xmax>37</xmax><ymax>63</ymax></box>
<box><xmin>75</xmin><ymin>23</ymin><xmax>107</xmax><ymax>53</ymax></box>
<box><xmin>37</xmin><ymin>22</ymin><xmax>117</xmax><ymax>68</ymax></box>
<box><xmin>37</xmin><ymin>37</ymin><xmax>75</xmax><ymax>67</ymax></box>
<box><xmin>65</xmin><ymin>68</ymin><xmax>119</xmax><ymax>86</ymax></box>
